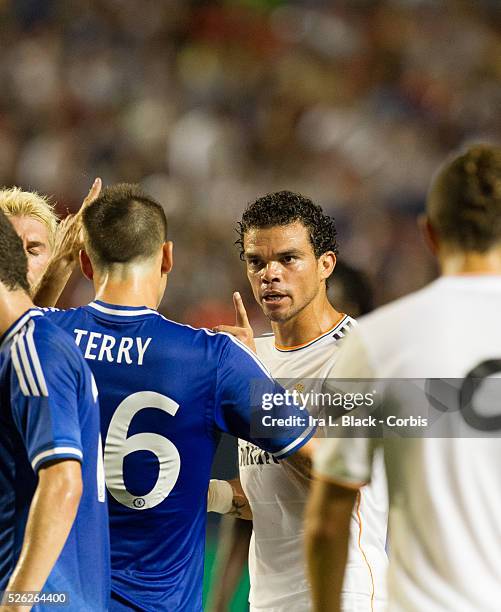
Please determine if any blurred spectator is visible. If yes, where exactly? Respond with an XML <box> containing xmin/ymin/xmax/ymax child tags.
<box><xmin>0</xmin><ymin>0</ymin><xmax>499</xmax><ymax>325</ymax></box>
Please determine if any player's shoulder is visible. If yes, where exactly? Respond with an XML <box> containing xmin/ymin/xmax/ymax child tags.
<box><xmin>39</xmin><ymin>304</ymin><xmax>84</xmax><ymax>325</ymax></box>
<box><xmin>6</xmin><ymin>309</ymin><xmax>84</xmax><ymax>379</ymax></box>
<box><xmin>255</xmin><ymin>333</ymin><xmax>274</xmax><ymax>349</ymax></box>
<box><xmin>29</xmin><ymin>311</ymin><xmax>82</xmax><ymax>357</ymax></box>
<box><xmin>353</xmin><ymin>281</ymin><xmax>444</xmax><ymax>356</ymax></box>
<box><xmin>156</xmin><ymin>312</ymin><xmax>240</xmax><ymax>356</ymax></box>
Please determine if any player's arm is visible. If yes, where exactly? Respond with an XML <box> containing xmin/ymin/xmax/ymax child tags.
<box><xmin>208</xmin><ymin>477</ymin><xmax>252</xmax><ymax>520</ymax></box>
<box><xmin>33</xmin><ymin>178</ymin><xmax>101</xmax><ymax>307</ymax></box>
<box><xmin>0</xmin><ymin>460</ymin><xmax>82</xmax><ymax>612</ymax></box>
<box><xmin>205</xmin><ymin>515</ymin><xmax>252</xmax><ymax>612</ymax></box>
<box><xmin>305</xmin><ymin>327</ymin><xmax>380</xmax><ymax>611</ymax></box>
<box><xmin>305</xmin><ymin>476</ymin><xmax>359</xmax><ymax>612</ymax></box>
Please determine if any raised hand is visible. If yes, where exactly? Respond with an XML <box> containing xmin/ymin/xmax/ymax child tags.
<box><xmin>213</xmin><ymin>292</ymin><xmax>256</xmax><ymax>353</ymax></box>
<box><xmin>53</xmin><ymin>178</ymin><xmax>102</xmax><ymax>265</ymax></box>
<box><xmin>32</xmin><ymin>178</ymin><xmax>102</xmax><ymax>306</ymax></box>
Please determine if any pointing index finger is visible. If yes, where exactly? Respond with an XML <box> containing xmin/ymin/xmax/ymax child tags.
<box><xmin>233</xmin><ymin>291</ymin><xmax>250</xmax><ymax>329</ymax></box>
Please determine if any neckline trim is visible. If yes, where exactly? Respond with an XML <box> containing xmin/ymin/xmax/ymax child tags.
<box><xmin>87</xmin><ymin>301</ymin><xmax>158</xmax><ymax>317</ymax></box>
<box><xmin>274</xmin><ymin>314</ymin><xmax>348</xmax><ymax>352</ymax></box>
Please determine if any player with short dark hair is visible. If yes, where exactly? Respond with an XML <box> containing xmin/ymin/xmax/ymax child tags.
<box><xmin>82</xmin><ymin>184</ymin><xmax>168</xmax><ymax>266</ymax></box>
<box><xmin>38</xmin><ymin>184</ymin><xmax>314</xmax><ymax>612</ymax></box>
<box><xmin>306</xmin><ymin>144</ymin><xmax>501</xmax><ymax>611</ymax></box>
<box><xmin>212</xmin><ymin>191</ymin><xmax>388</xmax><ymax>612</ymax></box>
<box><xmin>0</xmin><ymin>209</ymin><xmax>110</xmax><ymax>611</ymax></box>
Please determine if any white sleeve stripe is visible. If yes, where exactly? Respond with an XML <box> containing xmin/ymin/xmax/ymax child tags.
<box><xmin>31</xmin><ymin>447</ymin><xmax>83</xmax><ymax>470</ymax></box>
<box><xmin>26</xmin><ymin>321</ymin><xmax>49</xmax><ymax>397</ymax></box>
<box><xmin>221</xmin><ymin>333</ymin><xmax>274</xmax><ymax>381</ymax></box>
<box><xmin>272</xmin><ymin>424</ymin><xmax>315</xmax><ymax>458</ymax></box>
<box><xmin>16</xmin><ymin>330</ymin><xmax>40</xmax><ymax>396</ymax></box>
<box><xmin>1</xmin><ymin>309</ymin><xmax>43</xmax><ymax>347</ymax></box>
<box><xmin>11</xmin><ymin>339</ymin><xmax>30</xmax><ymax>396</ymax></box>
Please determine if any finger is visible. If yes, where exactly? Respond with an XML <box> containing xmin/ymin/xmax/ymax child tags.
<box><xmin>80</xmin><ymin>177</ymin><xmax>102</xmax><ymax>212</ymax></box>
<box><xmin>233</xmin><ymin>292</ymin><xmax>250</xmax><ymax>329</ymax></box>
<box><xmin>213</xmin><ymin>325</ymin><xmax>246</xmax><ymax>338</ymax></box>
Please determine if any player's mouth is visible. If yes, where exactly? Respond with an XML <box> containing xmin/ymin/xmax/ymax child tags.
<box><xmin>261</xmin><ymin>291</ymin><xmax>289</xmax><ymax>305</ymax></box>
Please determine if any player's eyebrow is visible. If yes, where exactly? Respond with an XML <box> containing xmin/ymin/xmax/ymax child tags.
<box><xmin>274</xmin><ymin>249</ymin><xmax>304</xmax><ymax>258</ymax></box>
<box><xmin>26</xmin><ymin>241</ymin><xmax>46</xmax><ymax>250</ymax></box>
<box><xmin>244</xmin><ymin>248</ymin><xmax>305</xmax><ymax>262</ymax></box>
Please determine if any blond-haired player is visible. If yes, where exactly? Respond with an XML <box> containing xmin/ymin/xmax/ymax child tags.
<box><xmin>307</xmin><ymin>144</ymin><xmax>501</xmax><ymax>611</ymax></box>
<box><xmin>0</xmin><ymin>180</ymin><xmax>101</xmax><ymax>301</ymax></box>
<box><xmin>0</xmin><ymin>187</ymin><xmax>57</xmax><ymax>288</ymax></box>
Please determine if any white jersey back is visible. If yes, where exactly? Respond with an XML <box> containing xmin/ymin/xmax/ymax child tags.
<box><xmin>314</xmin><ymin>277</ymin><xmax>501</xmax><ymax>612</ymax></box>
<box><xmin>239</xmin><ymin>315</ymin><xmax>388</xmax><ymax>611</ymax></box>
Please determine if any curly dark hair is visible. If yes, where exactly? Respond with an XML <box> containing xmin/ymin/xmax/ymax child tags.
<box><xmin>235</xmin><ymin>190</ymin><xmax>338</xmax><ymax>260</ymax></box>
<box><xmin>428</xmin><ymin>144</ymin><xmax>501</xmax><ymax>252</ymax></box>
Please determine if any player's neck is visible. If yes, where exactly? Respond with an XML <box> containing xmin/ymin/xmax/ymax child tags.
<box><xmin>440</xmin><ymin>248</ymin><xmax>501</xmax><ymax>276</ymax></box>
<box><xmin>0</xmin><ymin>287</ymin><xmax>34</xmax><ymax>339</ymax></box>
<box><xmin>271</xmin><ymin>298</ymin><xmax>342</xmax><ymax>349</ymax></box>
<box><xmin>93</xmin><ymin>274</ymin><xmax>160</xmax><ymax>310</ymax></box>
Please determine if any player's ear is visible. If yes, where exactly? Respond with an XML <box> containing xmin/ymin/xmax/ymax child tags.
<box><xmin>161</xmin><ymin>241</ymin><xmax>173</xmax><ymax>275</ymax></box>
<box><xmin>319</xmin><ymin>251</ymin><xmax>336</xmax><ymax>281</ymax></box>
<box><xmin>79</xmin><ymin>249</ymin><xmax>94</xmax><ymax>280</ymax></box>
<box><xmin>419</xmin><ymin>215</ymin><xmax>439</xmax><ymax>256</ymax></box>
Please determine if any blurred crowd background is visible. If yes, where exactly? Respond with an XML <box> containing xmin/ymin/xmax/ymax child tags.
<box><xmin>1</xmin><ymin>0</ymin><xmax>500</xmax><ymax>330</ymax></box>
<box><xmin>1</xmin><ymin>1</ymin><xmax>499</xmax><ymax>609</ymax></box>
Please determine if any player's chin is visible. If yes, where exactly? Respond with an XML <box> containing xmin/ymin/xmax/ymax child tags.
<box><xmin>262</xmin><ymin>304</ymin><xmax>292</xmax><ymax>323</ymax></box>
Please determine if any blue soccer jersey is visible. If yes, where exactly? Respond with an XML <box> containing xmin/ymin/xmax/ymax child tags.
<box><xmin>0</xmin><ymin>309</ymin><xmax>110</xmax><ymax>611</ymax></box>
<box><xmin>43</xmin><ymin>300</ymin><xmax>314</xmax><ymax>612</ymax></box>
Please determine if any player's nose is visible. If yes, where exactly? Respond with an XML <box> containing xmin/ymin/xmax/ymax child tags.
<box><xmin>260</xmin><ymin>261</ymin><xmax>281</xmax><ymax>283</ymax></box>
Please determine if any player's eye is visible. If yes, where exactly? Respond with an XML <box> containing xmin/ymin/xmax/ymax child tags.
<box><xmin>27</xmin><ymin>248</ymin><xmax>40</xmax><ymax>256</ymax></box>
<box><xmin>281</xmin><ymin>255</ymin><xmax>296</xmax><ymax>264</ymax></box>
<box><xmin>247</xmin><ymin>259</ymin><xmax>263</xmax><ymax>270</ymax></box>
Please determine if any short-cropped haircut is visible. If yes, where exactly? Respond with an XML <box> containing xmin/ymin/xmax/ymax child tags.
<box><xmin>428</xmin><ymin>144</ymin><xmax>501</xmax><ymax>252</ymax></box>
<box><xmin>0</xmin><ymin>209</ymin><xmax>30</xmax><ymax>293</ymax></box>
<box><xmin>82</xmin><ymin>184</ymin><xmax>168</xmax><ymax>266</ymax></box>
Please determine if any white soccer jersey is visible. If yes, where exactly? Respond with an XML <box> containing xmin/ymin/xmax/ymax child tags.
<box><xmin>240</xmin><ymin>314</ymin><xmax>388</xmax><ymax>612</ymax></box>
<box><xmin>315</xmin><ymin>276</ymin><xmax>501</xmax><ymax>612</ymax></box>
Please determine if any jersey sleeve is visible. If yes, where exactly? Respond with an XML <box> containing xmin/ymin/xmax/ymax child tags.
<box><xmin>314</xmin><ymin>326</ymin><xmax>379</xmax><ymax>486</ymax></box>
<box><xmin>214</xmin><ymin>334</ymin><xmax>315</xmax><ymax>459</ymax></box>
<box><xmin>9</xmin><ymin>324</ymin><xmax>85</xmax><ymax>473</ymax></box>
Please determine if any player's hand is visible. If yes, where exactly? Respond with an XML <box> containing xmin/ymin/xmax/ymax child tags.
<box><xmin>213</xmin><ymin>292</ymin><xmax>256</xmax><ymax>353</ymax></box>
<box><xmin>79</xmin><ymin>176</ymin><xmax>102</xmax><ymax>215</ymax></box>
<box><xmin>52</xmin><ymin>178</ymin><xmax>102</xmax><ymax>266</ymax></box>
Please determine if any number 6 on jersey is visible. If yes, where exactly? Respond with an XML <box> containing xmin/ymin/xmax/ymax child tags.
<box><xmin>104</xmin><ymin>391</ymin><xmax>181</xmax><ymax>510</ymax></box>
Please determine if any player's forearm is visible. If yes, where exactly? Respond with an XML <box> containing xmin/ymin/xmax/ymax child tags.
<box><xmin>305</xmin><ymin>479</ymin><xmax>356</xmax><ymax>612</ymax></box>
<box><xmin>207</xmin><ymin>478</ymin><xmax>253</xmax><ymax>520</ymax></box>
<box><xmin>32</xmin><ymin>257</ymin><xmax>74</xmax><ymax>307</ymax></box>
<box><xmin>3</xmin><ymin>462</ymin><xmax>82</xmax><ymax>608</ymax></box>
<box><xmin>206</xmin><ymin>516</ymin><xmax>252</xmax><ymax>612</ymax></box>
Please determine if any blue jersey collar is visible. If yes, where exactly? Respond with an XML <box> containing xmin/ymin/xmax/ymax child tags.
<box><xmin>86</xmin><ymin>300</ymin><xmax>158</xmax><ymax>318</ymax></box>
